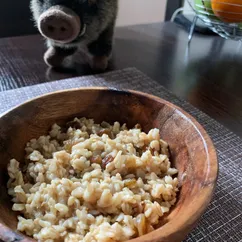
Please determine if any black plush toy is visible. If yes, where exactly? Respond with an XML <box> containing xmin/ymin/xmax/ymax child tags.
<box><xmin>30</xmin><ymin>0</ymin><xmax>118</xmax><ymax>70</ymax></box>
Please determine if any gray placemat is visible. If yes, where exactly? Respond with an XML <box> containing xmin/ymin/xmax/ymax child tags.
<box><xmin>0</xmin><ymin>68</ymin><xmax>241</xmax><ymax>242</ymax></box>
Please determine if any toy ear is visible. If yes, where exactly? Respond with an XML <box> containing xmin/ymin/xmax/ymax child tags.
<box><xmin>88</xmin><ymin>0</ymin><xmax>97</xmax><ymax>5</ymax></box>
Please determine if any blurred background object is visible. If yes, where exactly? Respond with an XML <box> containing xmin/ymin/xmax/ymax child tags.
<box><xmin>0</xmin><ymin>0</ymin><xmax>37</xmax><ymax>37</ymax></box>
<box><xmin>187</xmin><ymin>0</ymin><xmax>242</xmax><ymax>40</ymax></box>
<box><xmin>170</xmin><ymin>0</ymin><xmax>242</xmax><ymax>41</ymax></box>
<box><xmin>0</xmin><ymin>0</ymin><xmax>169</xmax><ymax>37</ymax></box>
<box><xmin>170</xmin><ymin>0</ymin><xmax>217</xmax><ymax>35</ymax></box>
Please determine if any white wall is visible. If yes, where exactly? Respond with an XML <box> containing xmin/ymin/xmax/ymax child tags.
<box><xmin>116</xmin><ymin>0</ymin><xmax>167</xmax><ymax>26</ymax></box>
<box><xmin>183</xmin><ymin>0</ymin><xmax>195</xmax><ymax>16</ymax></box>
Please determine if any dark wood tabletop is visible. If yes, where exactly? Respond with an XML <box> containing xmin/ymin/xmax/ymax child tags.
<box><xmin>0</xmin><ymin>22</ymin><xmax>242</xmax><ymax>137</ymax></box>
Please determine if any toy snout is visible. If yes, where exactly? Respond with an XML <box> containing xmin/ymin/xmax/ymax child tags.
<box><xmin>38</xmin><ymin>5</ymin><xmax>81</xmax><ymax>43</ymax></box>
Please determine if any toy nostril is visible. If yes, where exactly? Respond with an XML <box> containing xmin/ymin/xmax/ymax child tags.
<box><xmin>61</xmin><ymin>27</ymin><xmax>66</xmax><ymax>32</ymax></box>
<box><xmin>48</xmin><ymin>25</ymin><xmax>55</xmax><ymax>32</ymax></box>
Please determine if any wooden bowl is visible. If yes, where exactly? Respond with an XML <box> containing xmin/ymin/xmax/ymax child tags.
<box><xmin>0</xmin><ymin>88</ymin><xmax>218</xmax><ymax>242</ymax></box>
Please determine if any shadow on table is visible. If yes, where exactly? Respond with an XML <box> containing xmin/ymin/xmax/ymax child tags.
<box><xmin>45</xmin><ymin>50</ymin><xmax>117</xmax><ymax>81</ymax></box>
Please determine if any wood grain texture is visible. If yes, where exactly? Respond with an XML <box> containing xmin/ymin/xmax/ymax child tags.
<box><xmin>0</xmin><ymin>88</ymin><xmax>218</xmax><ymax>242</ymax></box>
<box><xmin>0</xmin><ymin>22</ymin><xmax>241</xmax><ymax>137</ymax></box>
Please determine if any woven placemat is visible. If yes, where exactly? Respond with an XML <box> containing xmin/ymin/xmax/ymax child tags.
<box><xmin>0</xmin><ymin>68</ymin><xmax>241</xmax><ymax>242</ymax></box>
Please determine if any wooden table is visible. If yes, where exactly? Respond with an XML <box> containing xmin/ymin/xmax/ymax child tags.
<box><xmin>0</xmin><ymin>22</ymin><xmax>241</xmax><ymax>137</ymax></box>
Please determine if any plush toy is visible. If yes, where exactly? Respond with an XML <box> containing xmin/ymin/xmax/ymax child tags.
<box><xmin>30</xmin><ymin>0</ymin><xmax>118</xmax><ymax>71</ymax></box>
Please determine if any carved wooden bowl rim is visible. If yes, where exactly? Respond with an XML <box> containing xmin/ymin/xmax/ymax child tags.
<box><xmin>0</xmin><ymin>87</ymin><xmax>218</xmax><ymax>242</ymax></box>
